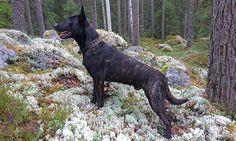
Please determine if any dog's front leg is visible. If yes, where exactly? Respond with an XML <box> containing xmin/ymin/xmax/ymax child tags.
<box><xmin>93</xmin><ymin>78</ymin><xmax>105</xmax><ymax>108</ymax></box>
<box><xmin>91</xmin><ymin>80</ymin><xmax>97</xmax><ymax>104</ymax></box>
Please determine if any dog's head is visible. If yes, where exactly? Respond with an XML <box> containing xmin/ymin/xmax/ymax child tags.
<box><xmin>54</xmin><ymin>5</ymin><xmax>87</xmax><ymax>40</ymax></box>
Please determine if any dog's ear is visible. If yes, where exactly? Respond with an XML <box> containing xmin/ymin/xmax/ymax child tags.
<box><xmin>78</xmin><ymin>5</ymin><xmax>86</xmax><ymax>26</ymax></box>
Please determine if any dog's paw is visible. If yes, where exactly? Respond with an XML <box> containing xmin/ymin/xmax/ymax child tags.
<box><xmin>164</xmin><ymin>133</ymin><xmax>172</xmax><ymax>139</ymax></box>
<box><xmin>97</xmin><ymin>101</ymin><xmax>104</xmax><ymax>108</ymax></box>
<box><xmin>91</xmin><ymin>98</ymin><xmax>97</xmax><ymax>104</ymax></box>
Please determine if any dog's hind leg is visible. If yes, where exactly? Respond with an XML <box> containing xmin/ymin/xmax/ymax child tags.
<box><xmin>145</xmin><ymin>84</ymin><xmax>172</xmax><ymax>139</ymax></box>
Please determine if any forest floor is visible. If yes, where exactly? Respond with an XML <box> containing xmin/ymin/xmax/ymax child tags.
<box><xmin>141</xmin><ymin>37</ymin><xmax>209</xmax><ymax>88</ymax></box>
<box><xmin>141</xmin><ymin>38</ymin><xmax>209</xmax><ymax>69</ymax></box>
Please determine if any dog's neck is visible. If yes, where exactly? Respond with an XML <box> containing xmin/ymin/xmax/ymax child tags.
<box><xmin>74</xmin><ymin>24</ymin><xmax>101</xmax><ymax>54</ymax></box>
<box><xmin>86</xmin><ymin>37</ymin><xmax>102</xmax><ymax>49</ymax></box>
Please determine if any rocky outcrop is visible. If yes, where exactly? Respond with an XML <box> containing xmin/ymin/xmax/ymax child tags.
<box><xmin>0</xmin><ymin>29</ymin><xmax>234</xmax><ymax>141</ymax></box>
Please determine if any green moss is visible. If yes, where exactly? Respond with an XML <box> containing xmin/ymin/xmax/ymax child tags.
<box><xmin>183</xmin><ymin>53</ymin><xmax>208</xmax><ymax>68</ymax></box>
<box><xmin>3</xmin><ymin>62</ymin><xmax>31</xmax><ymax>74</ymax></box>
<box><xmin>164</xmin><ymin>39</ymin><xmax>179</xmax><ymax>46</ymax></box>
<box><xmin>160</xmin><ymin>64</ymin><xmax>170</xmax><ymax>74</ymax></box>
<box><xmin>140</xmin><ymin>38</ymin><xmax>161</xmax><ymax>48</ymax></box>
<box><xmin>0</xmin><ymin>82</ymin><xmax>40</xmax><ymax>140</ymax></box>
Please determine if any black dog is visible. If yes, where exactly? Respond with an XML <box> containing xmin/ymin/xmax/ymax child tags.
<box><xmin>54</xmin><ymin>6</ymin><xmax>188</xmax><ymax>139</ymax></box>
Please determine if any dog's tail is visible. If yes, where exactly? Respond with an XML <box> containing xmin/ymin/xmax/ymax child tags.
<box><xmin>165</xmin><ymin>82</ymin><xmax>188</xmax><ymax>105</ymax></box>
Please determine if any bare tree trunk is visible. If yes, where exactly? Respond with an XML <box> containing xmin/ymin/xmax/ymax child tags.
<box><xmin>140</xmin><ymin>0</ymin><xmax>144</xmax><ymax>37</ymax></box>
<box><xmin>183</xmin><ymin>13</ymin><xmax>188</xmax><ymax>39</ymax></box>
<box><xmin>150</xmin><ymin>0</ymin><xmax>154</xmax><ymax>37</ymax></box>
<box><xmin>58</xmin><ymin>0</ymin><xmax>64</xmax><ymax>21</ymax></box>
<box><xmin>132</xmin><ymin>0</ymin><xmax>139</xmax><ymax>46</ymax></box>
<box><xmin>35</xmin><ymin>0</ymin><xmax>45</xmax><ymax>38</ymax></box>
<box><xmin>173</xmin><ymin>0</ymin><xmax>177</xmax><ymax>15</ymax></box>
<box><xmin>206</xmin><ymin>0</ymin><xmax>236</xmax><ymax>112</ymax></box>
<box><xmin>92</xmin><ymin>0</ymin><xmax>98</xmax><ymax>29</ymax></box>
<box><xmin>186</xmin><ymin>0</ymin><xmax>195</xmax><ymax>48</ymax></box>
<box><xmin>101</xmin><ymin>0</ymin><xmax>107</xmax><ymax>30</ymax></box>
<box><xmin>123</xmin><ymin>0</ymin><xmax>128</xmax><ymax>34</ymax></box>
<box><xmin>11</xmin><ymin>0</ymin><xmax>24</xmax><ymax>32</ymax></box>
<box><xmin>128</xmin><ymin>0</ymin><xmax>134</xmax><ymax>44</ymax></box>
<box><xmin>117</xmin><ymin>0</ymin><xmax>121</xmax><ymax>34</ymax></box>
<box><xmin>161</xmin><ymin>0</ymin><xmax>165</xmax><ymax>40</ymax></box>
<box><xmin>105</xmin><ymin>0</ymin><xmax>112</xmax><ymax>32</ymax></box>
<box><xmin>25</xmin><ymin>0</ymin><xmax>34</xmax><ymax>35</ymax></box>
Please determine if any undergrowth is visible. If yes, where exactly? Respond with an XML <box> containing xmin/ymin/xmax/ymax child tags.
<box><xmin>0</xmin><ymin>80</ymin><xmax>71</xmax><ymax>140</ymax></box>
<box><xmin>0</xmin><ymin>82</ymin><xmax>39</xmax><ymax>140</ymax></box>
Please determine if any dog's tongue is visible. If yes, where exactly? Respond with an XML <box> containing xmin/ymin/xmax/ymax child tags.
<box><xmin>59</xmin><ymin>31</ymin><xmax>72</xmax><ymax>39</ymax></box>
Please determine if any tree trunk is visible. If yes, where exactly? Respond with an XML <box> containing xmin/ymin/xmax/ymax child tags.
<box><xmin>183</xmin><ymin>13</ymin><xmax>188</xmax><ymax>39</ymax></box>
<box><xmin>161</xmin><ymin>0</ymin><xmax>165</xmax><ymax>40</ymax></box>
<box><xmin>11</xmin><ymin>0</ymin><xmax>24</xmax><ymax>32</ymax></box>
<box><xmin>128</xmin><ymin>0</ymin><xmax>134</xmax><ymax>44</ymax></box>
<box><xmin>92</xmin><ymin>0</ymin><xmax>98</xmax><ymax>29</ymax></box>
<box><xmin>101</xmin><ymin>0</ymin><xmax>107</xmax><ymax>30</ymax></box>
<box><xmin>123</xmin><ymin>0</ymin><xmax>128</xmax><ymax>34</ymax></box>
<box><xmin>150</xmin><ymin>0</ymin><xmax>155</xmax><ymax>37</ymax></box>
<box><xmin>25</xmin><ymin>0</ymin><xmax>34</xmax><ymax>35</ymax></box>
<box><xmin>186</xmin><ymin>0</ymin><xmax>195</xmax><ymax>48</ymax></box>
<box><xmin>35</xmin><ymin>0</ymin><xmax>45</xmax><ymax>38</ymax></box>
<box><xmin>105</xmin><ymin>0</ymin><xmax>112</xmax><ymax>32</ymax></box>
<box><xmin>174</xmin><ymin>0</ymin><xmax>177</xmax><ymax>15</ymax></box>
<box><xmin>58</xmin><ymin>0</ymin><xmax>64</xmax><ymax>21</ymax></box>
<box><xmin>206</xmin><ymin>0</ymin><xmax>236</xmax><ymax>112</ymax></box>
<box><xmin>117</xmin><ymin>0</ymin><xmax>121</xmax><ymax>34</ymax></box>
<box><xmin>140</xmin><ymin>0</ymin><xmax>144</xmax><ymax>37</ymax></box>
<box><xmin>132</xmin><ymin>0</ymin><xmax>139</xmax><ymax>46</ymax></box>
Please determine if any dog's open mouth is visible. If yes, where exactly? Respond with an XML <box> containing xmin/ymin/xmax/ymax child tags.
<box><xmin>57</xmin><ymin>31</ymin><xmax>72</xmax><ymax>39</ymax></box>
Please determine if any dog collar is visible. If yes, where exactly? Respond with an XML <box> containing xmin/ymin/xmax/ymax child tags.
<box><xmin>86</xmin><ymin>37</ymin><xmax>102</xmax><ymax>49</ymax></box>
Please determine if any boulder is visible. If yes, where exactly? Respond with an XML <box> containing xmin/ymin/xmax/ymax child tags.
<box><xmin>124</xmin><ymin>47</ymin><xmax>157</xmax><ymax>66</ymax></box>
<box><xmin>159</xmin><ymin>44</ymin><xmax>173</xmax><ymax>52</ymax></box>
<box><xmin>165</xmin><ymin>35</ymin><xmax>187</xmax><ymax>47</ymax></box>
<box><xmin>0</xmin><ymin>41</ymin><xmax>16</xmax><ymax>68</ymax></box>
<box><xmin>126</xmin><ymin>46</ymin><xmax>144</xmax><ymax>53</ymax></box>
<box><xmin>43</xmin><ymin>30</ymin><xmax>61</xmax><ymax>40</ymax></box>
<box><xmin>156</xmin><ymin>56</ymin><xmax>188</xmax><ymax>71</ymax></box>
<box><xmin>0</xmin><ymin>29</ymin><xmax>32</xmax><ymax>45</ymax></box>
<box><xmin>96</xmin><ymin>29</ymin><xmax>128</xmax><ymax>50</ymax></box>
<box><xmin>192</xmin><ymin>68</ymin><xmax>208</xmax><ymax>81</ymax></box>
<box><xmin>166</xmin><ymin>67</ymin><xmax>191</xmax><ymax>87</ymax></box>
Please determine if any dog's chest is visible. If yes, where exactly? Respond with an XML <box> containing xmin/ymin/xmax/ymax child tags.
<box><xmin>82</xmin><ymin>53</ymin><xmax>105</xmax><ymax>76</ymax></box>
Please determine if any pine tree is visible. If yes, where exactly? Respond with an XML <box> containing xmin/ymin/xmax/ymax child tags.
<box><xmin>25</xmin><ymin>0</ymin><xmax>34</xmax><ymax>35</ymax></box>
<box><xmin>35</xmin><ymin>0</ymin><xmax>45</xmax><ymax>37</ymax></box>
<box><xmin>11</xmin><ymin>0</ymin><xmax>24</xmax><ymax>32</ymax></box>
<box><xmin>207</xmin><ymin>0</ymin><xmax>236</xmax><ymax>112</ymax></box>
